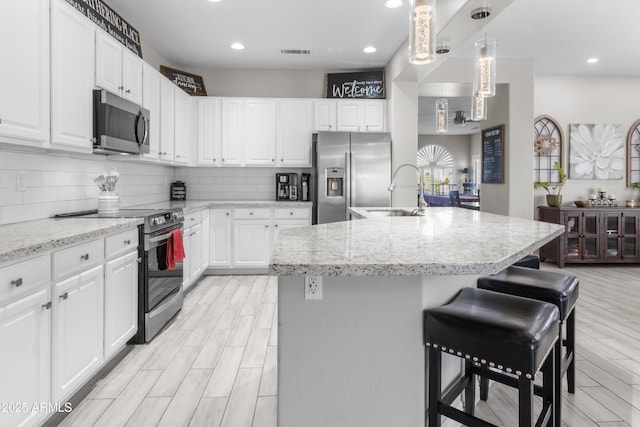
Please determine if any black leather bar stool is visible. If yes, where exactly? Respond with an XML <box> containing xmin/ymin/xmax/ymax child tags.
<box><xmin>424</xmin><ymin>287</ymin><xmax>559</xmax><ymax>426</ymax></box>
<box><xmin>513</xmin><ymin>254</ymin><xmax>540</xmax><ymax>269</ymax></box>
<box><xmin>477</xmin><ymin>266</ymin><xmax>579</xmax><ymax>427</ymax></box>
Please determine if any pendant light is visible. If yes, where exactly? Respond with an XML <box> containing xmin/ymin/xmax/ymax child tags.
<box><xmin>409</xmin><ymin>0</ymin><xmax>436</xmax><ymax>64</ymax></box>
<box><xmin>436</xmin><ymin>98</ymin><xmax>448</xmax><ymax>133</ymax></box>
<box><xmin>471</xmin><ymin>92</ymin><xmax>487</xmax><ymax>121</ymax></box>
<box><xmin>473</xmin><ymin>34</ymin><xmax>496</xmax><ymax>97</ymax></box>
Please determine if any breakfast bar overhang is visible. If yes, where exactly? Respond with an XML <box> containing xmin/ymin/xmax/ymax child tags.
<box><xmin>269</xmin><ymin>208</ymin><xmax>564</xmax><ymax>427</ymax></box>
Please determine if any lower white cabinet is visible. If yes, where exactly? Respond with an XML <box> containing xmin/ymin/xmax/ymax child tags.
<box><xmin>183</xmin><ymin>222</ymin><xmax>203</xmax><ymax>291</ymax></box>
<box><xmin>233</xmin><ymin>219</ymin><xmax>272</xmax><ymax>268</ymax></box>
<box><xmin>0</xmin><ymin>287</ymin><xmax>51</xmax><ymax>427</ymax></box>
<box><xmin>104</xmin><ymin>251</ymin><xmax>138</xmax><ymax>359</ymax></box>
<box><xmin>52</xmin><ymin>264</ymin><xmax>104</xmax><ymax>402</ymax></box>
<box><xmin>210</xmin><ymin>209</ymin><xmax>232</xmax><ymax>268</ymax></box>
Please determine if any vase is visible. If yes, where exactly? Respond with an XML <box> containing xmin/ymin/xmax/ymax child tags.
<box><xmin>546</xmin><ymin>195</ymin><xmax>562</xmax><ymax>207</ymax></box>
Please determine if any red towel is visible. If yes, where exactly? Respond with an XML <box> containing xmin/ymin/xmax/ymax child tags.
<box><xmin>166</xmin><ymin>228</ymin><xmax>186</xmax><ymax>270</ymax></box>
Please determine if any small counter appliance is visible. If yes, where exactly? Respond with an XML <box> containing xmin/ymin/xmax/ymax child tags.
<box><xmin>276</xmin><ymin>173</ymin><xmax>299</xmax><ymax>201</ymax></box>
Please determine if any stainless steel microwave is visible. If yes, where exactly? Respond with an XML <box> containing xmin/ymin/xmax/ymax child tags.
<box><xmin>93</xmin><ymin>89</ymin><xmax>150</xmax><ymax>155</ymax></box>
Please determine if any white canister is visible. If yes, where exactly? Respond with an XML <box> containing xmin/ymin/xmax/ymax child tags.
<box><xmin>98</xmin><ymin>191</ymin><xmax>120</xmax><ymax>215</ymax></box>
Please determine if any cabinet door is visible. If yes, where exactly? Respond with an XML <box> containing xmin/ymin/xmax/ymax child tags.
<box><xmin>210</xmin><ymin>209</ymin><xmax>232</xmax><ymax>267</ymax></box>
<box><xmin>221</xmin><ymin>99</ymin><xmax>245</xmax><ymax>165</ymax></box>
<box><xmin>364</xmin><ymin>100</ymin><xmax>386</xmax><ymax>132</ymax></box>
<box><xmin>273</xmin><ymin>219</ymin><xmax>310</xmax><ymax>243</ymax></box>
<box><xmin>189</xmin><ymin>223</ymin><xmax>203</xmax><ymax>284</ymax></box>
<box><xmin>201</xmin><ymin>209</ymin><xmax>210</xmax><ymax>271</ymax></box>
<box><xmin>122</xmin><ymin>49</ymin><xmax>143</xmax><ymax>104</ymax></box>
<box><xmin>580</xmin><ymin>212</ymin><xmax>600</xmax><ymax>261</ymax></box>
<box><xmin>142</xmin><ymin>63</ymin><xmax>161</xmax><ymax>160</ymax></box>
<box><xmin>277</xmin><ymin>100</ymin><xmax>313</xmax><ymax>167</ymax></box>
<box><xmin>159</xmin><ymin>77</ymin><xmax>176</xmax><ymax>162</ymax></box>
<box><xmin>95</xmin><ymin>31</ymin><xmax>123</xmax><ymax>96</ymax></box>
<box><xmin>198</xmin><ymin>98</ymin><xmax>222</xmax><ymax>165</ymax></box>
<box><xmin>0</xmin><ymin>288</ymin><xmax>51</xmax><ymax>427</ymax></box>
<box><xmin>104</xmin><ymin>251</ymin><xmax>138</xmax><ymax>359</ymax></box>
<box><xmin>336</xmin><ymin>100</ymin><xmax>364</xmax><ymax>132</ymax></box>
<box><xmin>604</xmin><ymin>213</ymin><xmax>622</xmax><ymax>260</ymax></box>
<box><xmin>53</xmin><ymin>265</ymin><xmax>104</xmax><ymax>402</ymax></box>
<box><xmin>182</xmin><ymin>227</ymin><xmax>191</xmax><ymax>288</ymax></box>
<box><xmin>174</xmin><ymin>88</ymin><xmax>191</xmax><ymax>164</ymax></box>
<box><xmin>51</xmin><ymin>0</ymin><xmax>95</xmax><ymax>152</ymax></box>
<box><xmin>314</xmin><ymin>100</ymin><xmax>336</xmax><ymax>131</ymax></box>
<box><xmin>244</xmin><ymin>99</ymin><xmax>277</xmax><ymax>165</ymax></box>
<box><xmin>621</xmin><ymin>213</ymin><xmax>639</xmax><ymax>260</ymax></box>
<box><xmin>0</xmin><ymin>0</ymin><xmax>49</xmax><ymax>147</ymax></box>
<box><xmin>233</xmin><ymin>220</ymin><xmax>271</xmax><ymax>268</ymax></box>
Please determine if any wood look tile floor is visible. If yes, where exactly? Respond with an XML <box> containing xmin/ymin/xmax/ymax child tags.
<box><xmin>56</xmin><ymin>265</ymin><xmax>640</xmax><ymax>426</ymax></box>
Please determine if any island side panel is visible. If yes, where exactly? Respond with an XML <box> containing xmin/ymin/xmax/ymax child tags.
<box><xmin>277</xmin><ymin>275</ymin><xmax>424</xmax><ymax>427</ymax></box>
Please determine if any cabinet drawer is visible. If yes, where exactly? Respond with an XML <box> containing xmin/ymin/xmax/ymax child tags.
<box><xmin>0</xmin><ymin>254</ymin><xmax>50</xmax><ymax>304</ymax></box>
<box><xmin>53</xmin><ymin>239</ymin><xmax>103</xmax><ymax>280</ymax></box>
<box><xmin>274</xmin><ymin>208</ymin><xmax>310</xmax><ymax>220</ymax></box>
<box><xmin>105</xmin><ymin>228</ymin><xmax>139</xmax><ymax>259</ymax></box>
<box><xmin>234</xmin><ymin>208</ymin><xmax>271</xmax><ymax>220</ymax></box>
<box><xmin>185</xmin><ymin>210</ymin><xmax>202</xmax><ymax>226</ymax></box>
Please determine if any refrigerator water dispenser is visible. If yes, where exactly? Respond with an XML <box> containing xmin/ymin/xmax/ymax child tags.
<box><xmin>326</xmin><ymin>168</ymin><xmax>344</xmax><ymax>197</ymax></box>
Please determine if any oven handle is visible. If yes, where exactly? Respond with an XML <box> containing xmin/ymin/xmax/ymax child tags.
<box><xmin>147</xmin><ymin>226</ymin><xmax>183</xmax><ymax>250</ymax></box>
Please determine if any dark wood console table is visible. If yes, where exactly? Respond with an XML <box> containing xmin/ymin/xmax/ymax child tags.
<box><xmin>538</xmin><ymin>206</ymin><xmax>640</xmax><ymax>267</ymax></box>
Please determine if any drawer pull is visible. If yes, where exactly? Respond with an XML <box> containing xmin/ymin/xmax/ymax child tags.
<box><xmin>124</xmin><ymin>239</ymin><xmax>131</xmax><ymax>245</ymax></box>
<box><xmin>10</xmin><ymin>278</ymin><xmax>23</xmax><ymax>287</ymax></box>
<box><xmin>290</xmin><ymin>211</ymin><xmax>294</xmax><ymax>215</ymax></box>
<box><xmin>60</xmin><ymin>292</ymin><xmax>69</xmax><ymax>300</ymax></box>
<box><xmin>250</xmin><ymin>212</ymin><xmax>254</xmax><ymax>215</ymax></box>
<box><xmin>42</xmin><ymin>301</ymin><xmax>52</xmax><ymax>310</ymax></box>
<box><xmin>226</xmin><ymin>212</ymin><xmax>229</xmax><ymax>216</ymax></box>
<box><xmin>80</xmin><ymin>254</ymin><xmax>90</xmax><ymax>261</ymax></box>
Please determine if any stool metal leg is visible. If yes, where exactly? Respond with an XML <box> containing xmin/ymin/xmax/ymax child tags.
<box><xmin>479</xmin><ymin>375</ymin><xmax>489</xmax><ymax>401</ymax></box>
<box><xmin>464</xmin><ymin>360</ymin><xmax>475</xmax><ymax>415</ymax></box>
<box><xmin>428</xmin><ymin>347</ymin><xmax>442</xmax><ymax>426</ymax></box>
<box><xmin>566</xmin><ymin>309</ymin><xmax>576</xmax><ymax>394</ymax></box>
<box><xmin>518</xmin><ymin>376</ymin><xmax>533</xmax><ymax>427</ymax></box>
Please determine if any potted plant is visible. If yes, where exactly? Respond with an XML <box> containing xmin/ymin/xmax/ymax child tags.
<box><xmin>534</xmin><ymin>161</ymin><xmax>567</xmax><ymax>207</ymax></box>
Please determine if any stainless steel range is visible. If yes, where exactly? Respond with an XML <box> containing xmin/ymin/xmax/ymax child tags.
<box><xmin>55</xmin><ymin>207</ymin><xmax>185</xmax><ymax>343</ymax></box>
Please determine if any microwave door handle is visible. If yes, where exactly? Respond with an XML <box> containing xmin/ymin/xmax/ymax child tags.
<box><xmin>135</xmin><ymin>111</ymin><xmax>148</xmax><ymax>146</ymax></box>
<box><xmin>141</xmin><ymin>114</ymin><xmax>149</xmax><ymax>145</ymax></box>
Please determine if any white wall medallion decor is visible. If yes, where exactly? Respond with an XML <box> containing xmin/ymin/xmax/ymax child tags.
<box><xmin>626</xmin><ymin>119</ymin><xmax>640</xmax><ymax>187</ymax></box>
<box><xmin>569</xmin><ymin>123</ymin><xmax>624</xmax><ymax>180</ymax></box>
<box><xmin>533</xmin><ymin>115</ymin><xmax>563</xmax><ymax>183</ymax></box>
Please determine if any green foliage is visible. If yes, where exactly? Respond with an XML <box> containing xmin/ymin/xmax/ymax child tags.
<box><xmin>534</xmin><ymin>162</ymin><xmax>566</xmax><ymax>195</ymax></box>
<box><xmin>633</xmin><ymin>182</ymin><xmax>640</xmax><ymax>189</ymax></box>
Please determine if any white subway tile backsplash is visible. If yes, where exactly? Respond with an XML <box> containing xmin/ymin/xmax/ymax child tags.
<box><xmin>0</xmin><ymin>171</ymin><xmax>17</xmax><ymax>188</ymax></box>
<box><xmin>0</xmin><ymin>151</ymin><xmax>22</xmax><ymax>169</ymax></box>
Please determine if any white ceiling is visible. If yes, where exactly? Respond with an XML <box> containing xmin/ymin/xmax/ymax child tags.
<box><xmin>105</xmin><ymin>0</ymin><xmax>640</xmax><ymax>135</ymax></box>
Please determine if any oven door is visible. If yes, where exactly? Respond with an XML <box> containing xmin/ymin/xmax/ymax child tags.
<box><xmin>146</xmin><ymin>225</ymin><xmax>184</xmax><ymax>312</ymax></box>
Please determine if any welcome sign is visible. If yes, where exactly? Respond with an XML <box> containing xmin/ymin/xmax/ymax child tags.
<box><xmin>325</xmin><ymin>70</ymin><xmax>385</xmax><ymax>99</ymax></box>
<box><xmin>64</xmin><ymin>0</ymin><xmax>142</xmax><ymax>58</ymax></box>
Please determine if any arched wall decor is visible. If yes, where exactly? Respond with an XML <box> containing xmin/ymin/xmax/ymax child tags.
<box><xmin>533</xmin><ymin>115</ymin><xmax>564</xmax><ymax>183</ymax></box>
<box><xmin>626</xmin><ymin>118</ymin><xmax>640</xmax><ymax>187</ymax></box>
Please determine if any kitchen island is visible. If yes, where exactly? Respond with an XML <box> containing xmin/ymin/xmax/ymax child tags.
<box><xmin>269</xmin><ymin>208</ymin><xmax>564</xmax><ymax>427</ymax></box>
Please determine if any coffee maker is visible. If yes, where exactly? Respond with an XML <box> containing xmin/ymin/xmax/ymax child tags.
<box><xmin>276</xmin><ymin>173</ymin><xmax>291</xmax><ymax>200</ymax></box>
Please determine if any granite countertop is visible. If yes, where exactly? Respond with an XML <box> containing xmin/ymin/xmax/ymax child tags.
<box><xmin>0</xmin><ymin>217</ymin><xmax>143</xmax><ymax>264</ymax></box>
<box><xmin>269</xmin><ymin>208</ymin><xmax>565</xmax><ymax>277</ymax></box>
<box><xmin>130</xmin><ymin>200</ymin><xmax>312</xmax><ymax>214</ymax></box>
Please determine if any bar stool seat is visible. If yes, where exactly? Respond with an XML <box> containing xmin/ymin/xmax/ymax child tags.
<box><xmin>477</xmin><ymin>266</ymin><xmax>579</xmax><ymax>426</ymax></box>
<box><xmin>425</xmin><ymin>287</ymin><xmax>559</xmax><ymax>426</ymax></box>
<box><xmin>513</xmin><ymin>254</ymin><xmax>541</xmax><ymax>269</ymax></box>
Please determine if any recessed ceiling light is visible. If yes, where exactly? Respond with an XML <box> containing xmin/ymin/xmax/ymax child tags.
<box><xmin>384</xmin><ymin>0</ymin><xmax>403</xmax><ymax>8</ymax></box>
<box><xmin>208</xmin><ymin>0</ymin><xmax>221</xmax><ymax>2</ymax></box>
<box><xmin>230</xmin><ymin>43</ymin><xmax>245</xmax><ymax>50</ymax></box>
<box><xmin>363</xmin><ymin>46</ymin><xmax>377</xmax><ymax>53</ymax></box>
<box><xmin>587</xmin><ymin>57</ymin><xmax>599</xmax><ymax>64</ymax></box>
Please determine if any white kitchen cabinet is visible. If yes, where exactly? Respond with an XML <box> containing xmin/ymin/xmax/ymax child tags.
<box><xmin>142</xmin><ymin>62</ymin><xmax>162</xmax><ymax>161</ymax></box>
<box><xmin>210</xmin><ymin>209</ymin><xmax>232</xmax><ymax>268</ymax></box>
<box><xmin>244</xmin><ymin>99</ymin><xmax>277</xmax><ymax>166</ymax></box>
<box><xmin>0</xmin><ymin>0</ymin><xmax>49</xmax><ymax>148</ymax></box>
<box><xmin>314</xmin><ymin>99</ymin><xmax>386</xmax><ymax>132</ymax></box>
<box><xmin>159</xmin><ymin>76</ymin><xmax>176</xmax><ymax>162</ymax></box>
<box><xmin>52</xmin><ymin>264</ymin><xmax>104</xmax><ymax>402</ymax></box>
<box><xmin>201</xmin><ymin>209</ymin><xmax>210</xmax><ymax>272</ymax></box>
<box><xmin>183</xmin><ymin>211</ymin><xmax>204</xmax><ymax>291</ymax></box>
<box><xmin>104</xmin><ymin>250</ymin><xmax>138</xmax><ymax>360</ymax></box>
<box><xmin>197</xmin><ymin>98</ymin><xmax>222</xmax><ymax>165</ymax></box>
<box><xmin>174</xmin><ymin>88</ymin><xmax>191</xmax><ymax>164</ymax></box>
<box><xmin>273</xmin><ymin>207</ymin><xmax>311</xmax><ymax>242</ymax></box>
<box><xmin>0</xmin><ymin>287</ymin><xmax>51</xmax><ymax>427</ymax></box>
<box><xmin>233</xmin><ymin>208</ymin><xmax>272</xmax><ymax>268</ymax></box>
<box><xmin>277</xmin><ymin>99</ymin><xmax>313</xmax><ymax>167</ymax></box>
<box><xmin>220</xmin><ymin>98</ymin><xmax>244</xmax><ymax>166</ymax></box>
<box><xmin>95</xmin><ymin>30</ymin><xmax>143</xmax><ymax>105</ymax></box>
<box><xmin>50</xmin><ymin>0</ymin><xmax>95</xmax><ymax>153</ymax></box>
<box><xmin>363</xmin><ymin>100</ymin><xmax>387</xmax><ymax>132</ymax></box>
<box><xmin>336</xmin><ymin>100</ymin><xmax>364</xmax><ymax>132</ymax></box>
<box><xmin>314</xmin><ymin>99</ymin><xmax>337</xmax><ymax>131</ymax></box>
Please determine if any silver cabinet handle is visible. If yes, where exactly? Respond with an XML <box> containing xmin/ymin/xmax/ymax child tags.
<box><xmin>126</xmin><ymin>89</ymin><xmax>131</xmax><ymax>93</ymax></box>
<box><xmin>124</xmin><ymin>239</ymin><xmax>131</xmax><ymax>245</ymax></box>
<box><xmin>265</xmin><ymin>225</ymin><xmax>269</xmax><ymax>228</ymax></box>
<box><xmin>42</xmin><ymin>301</ymin><xmax>52</xmax><ymax>310</ymax></box>
<box><xmin>250</xmin><ymin>212</ymin><xmax>254</xmax><ymax>215</ymax></box>
<box><xmin>191</xmin><ymin>218</ymin><xmax>195</xmax><ymax>222</ymax></box>
<box><xmin>272</xmin><ymin>159</ymin><xmax>275</xmax><ymax>162</ymax></box>
<box><xmin>280</xmin><ymin>158</ymin><xmax>284</xmax><ymax>162</ymax></box>
<box><xmin>274</xmin><ymin>224</ymin><xmax>279</xmax><ymax>228</ymax></box>
<box><xmin>80</xmin><ymin>254</ymin><xmax>89</xmax><ymax>261</ymax></box>
<box><xmin>290</xmin><ymin>211</ymin><xmax>294</xmax><ymax>215</ymax></box>
<box><xmin>60</xmin><ymin>292</ymin><xmax>69</xmax><ymax>300</ymax></box>
<box><xmin>118</xmin><ymin>86</ymin><xmax>124</xmax><ymax>90</ymax></box>
<box><xmin>137</xmin><ymin>257</ymin><xmax>142</xmax><ymax>263</ymax></box>
<box><xmin>11</xmin><ymin>278</ymin><xmax>23</xmax><ymax>287</ymax></box>
<box><xmin>226</xmin><ymin>212</ymin><xmax>229</xmax><ymax>216</ymax></box>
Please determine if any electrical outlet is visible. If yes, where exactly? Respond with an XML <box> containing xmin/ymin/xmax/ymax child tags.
<box><xmin>304</xmin><ymin>276</ymin><xmax>322</xmax><ymax>300</ymax></box>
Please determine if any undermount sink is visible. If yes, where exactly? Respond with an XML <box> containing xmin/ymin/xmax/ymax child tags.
<box><xmin>364</xmin><ymin>208</ymin><xmax>422</xmax><ymax>217</ymax></box>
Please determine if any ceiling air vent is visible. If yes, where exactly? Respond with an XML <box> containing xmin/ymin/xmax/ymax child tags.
<box><xmin>280</xmin><ymin>49</ymin><xmax>311</xmax><ymax>55</ymax></box>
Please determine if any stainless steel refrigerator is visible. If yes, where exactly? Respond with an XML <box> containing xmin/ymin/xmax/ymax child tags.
<box><xmin>313</xmin><ymin>131</ymin><xmax>391</xmax><ymax>224</ymax></box>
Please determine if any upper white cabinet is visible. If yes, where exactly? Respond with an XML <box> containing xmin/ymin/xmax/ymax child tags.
<box><xmin>364</xmin><ymin>101</ymin><xmax>386</xmax><ymax>132</ymax></box>
<box><xmin>174</xmin><ymin>88</ymin><xmax>192</xmax><ymax>164</ymax></box>
<box><xmin>0</xmin><ymin>0</ymin><xmax>49</xmax><ymax>148</ymax></box>
<box><xmin>50</xmin><ymin>0</ymin><xmax>95</xmax><ymax>153</ymax></box>
<box><xmin>95</xmin><ymin>31</ymin><xmax>143</xmax><ymax>105</ymax></box>
<box><xmin>159</xmin><ymin>77</ymin><xmax>176</xmax><ymax>162</ymax></box>
<box><xmin>197</xmin><ymin>98</ymin><xmax>222</xmax><ymax>165</ymax></box>
<box><xmin>142</xmin><ymin>63</ymin><xmax>162</xmax><ymax>161</ymax></box>
<box><xmin>244</xmin><ymin>99</ymin><xmax>277</xmax><ymax>166</ymax></box>
<box><xmin>220</xmin><ymin>98</ymin><xmax>245</xmax><ymax>166</ymax></box>
<box><xmin>278</xmin><ymin>99</ymin><xmax>313</xmax><ymax>167</ymax></box>
<box><xmin>314</xmin><ymin>99</ymin><xmax>386</xmax><ymax>132</ymax></box>
<box><xmin>314</xmin><ymin>100</ymin><xmax>337</xmax><ymax>131</ymax></box>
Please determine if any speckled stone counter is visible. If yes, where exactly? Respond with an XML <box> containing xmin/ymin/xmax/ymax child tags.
<box><xmin>0</xmin><ymin>217</ymin><xmax>143</xmax><ymax>264</ymax></box>
<box><xmin>270</xmin><ymin>207</ymin><xmax>564</xmax><ymax>276</ymax></box>
<box><xmin>130</xmin><ymin>200</ymin><xmax>312</xmax><ymax>215</ymax></box>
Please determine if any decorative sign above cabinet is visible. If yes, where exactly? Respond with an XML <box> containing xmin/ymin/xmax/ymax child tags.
<box><xmin>64</xmin><ymin>0</ymin><xmax>142</xmax><ymax>57</ymax></box>
<box><xmin>160</xmin><ymin>65</ymin><xmax>208</xmax><ymax>96</ymax></box>
<box><xmin>325</xmin><ymin>70</ymin><xmax>385</xmax><ymax>99</ymax></box>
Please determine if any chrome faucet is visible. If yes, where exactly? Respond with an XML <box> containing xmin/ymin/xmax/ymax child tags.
<box><xmin>388</xmin><ymin>163</ymin><xmax>427</xmax><ymax>213</ymax></box>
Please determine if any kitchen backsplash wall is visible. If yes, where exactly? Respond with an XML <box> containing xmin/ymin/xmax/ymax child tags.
<box><xmin>174</xmin><ymin>167</ymin><xmax>312</xmax><ymax>201</ymax></box>
<box><xmin>0</xmin><ymin>148</ymin><xmax>175</xmax><ymax>225</ymax></box>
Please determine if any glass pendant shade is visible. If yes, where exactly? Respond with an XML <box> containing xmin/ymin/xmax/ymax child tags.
<box><xmin>436</xmin><ymin>98</ymin><xmax>448</xmax><ymax>133</ymax></box>
<box><xmin>471</xmin><ymin>92</ymin><xmax>487</xmax><ymax>121</ymax></box>
<box><xmin>409</xmin><ymin>0</ymin><xmax>436</xmax><ymax>64</ymax></box>
<box><xmin>473</xmin><ymin>37</ymin><xmax>496</xmax><ymax>97</ymax></box>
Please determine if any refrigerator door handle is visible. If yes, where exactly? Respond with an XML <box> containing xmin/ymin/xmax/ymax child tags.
<box><xmin>345</xmin><ymin>151</ymin><xmax>352</xmax><ymax>219</ymax></box>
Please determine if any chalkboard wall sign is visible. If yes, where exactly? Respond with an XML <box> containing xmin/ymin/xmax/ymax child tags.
<box><xmin>325</xmin><ymin>70</ymin><xmax>385</xmax><ymax>99</ymax></box>
<box><xmin>482</xmin><ymin>124</ymin><xmax>505</xmax><ymax>183</ymax></box>
<box><xmin>160</xmin><ymin>66</ymin><xmax>208</xmax><ymax>96</ymax></box>
<box><xmin>64</xmin><ymin>0</ymin><xmax>142</xmax><ymax>57</ymax></box>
